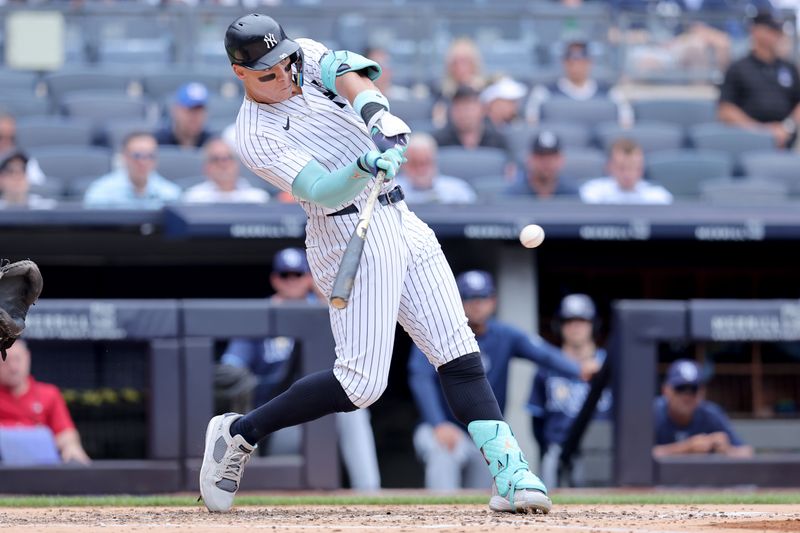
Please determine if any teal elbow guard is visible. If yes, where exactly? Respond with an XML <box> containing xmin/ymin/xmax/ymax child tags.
<box><xmin>292</xmin><ymin>160</ymin><xmax>371</xmax><ymax>209</ymax></box>
<box><xmin>320</xmin><ymin>50</ymin><xmax>382</xmax><ymax>95</ymax></box>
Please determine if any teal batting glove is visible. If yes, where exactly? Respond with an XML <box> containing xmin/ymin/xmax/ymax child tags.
<box><xmin>358</xmin><ymin>146</ymin><xmax>407</xmax><ymax>179</ymax></box>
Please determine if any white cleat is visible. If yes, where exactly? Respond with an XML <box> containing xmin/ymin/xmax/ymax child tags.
<box><xmin>199</xmin><ymin>413</ymin><xmax>255</xmax><ymax>512</ymax></box>
<box><xmin>489</xmin><ymin>481</ymin><xmax>552</xmax><ymax>514</ymax></box>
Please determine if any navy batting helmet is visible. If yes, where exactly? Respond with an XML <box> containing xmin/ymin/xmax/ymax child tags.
<box><xmin>225</xmin><ymin>14</ymin><xmax>303</xmax><ymax>73</ymax></box>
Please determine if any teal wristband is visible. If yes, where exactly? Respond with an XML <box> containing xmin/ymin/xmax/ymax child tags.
<box><xmin>353</xmin><ymin>90</ymin><xmax>390</xmax><ymax>116</ymax></box>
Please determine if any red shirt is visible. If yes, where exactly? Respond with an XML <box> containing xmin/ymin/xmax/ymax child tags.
<box><xmin>0</xmin><ymin>377</ymin><xmax>76</xmax><ymax>436</ymax></box>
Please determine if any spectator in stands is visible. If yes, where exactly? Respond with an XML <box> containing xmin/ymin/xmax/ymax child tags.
<box><xmin>718</xmin><ymin>10</ymin><xmax>800</xmax><ymax>149</ymax></box>
<box><xmin>183</xmin><ymin>138</ymin><xmax>269</xmax><ymax>204</ymax></box>
<box><xmin>394</xmin><ymin>133</ymin><xmax>476</xmax><ymax>204</ymax></box>
<box><xmin>433</xmin><ymin>85</ymin><xmax>509</xmax><ymax>153</ymax></box>
<box><xmin>579</xmin><ymin>138</ymin><xmax>673</xmax><ymax>204</ymax></box>
<box><xmin>504</xmin><ymin>131</ymin><xmax>579</xmax><ymax>198</ymax></box>
<box><xmin>155</xmin><ymin>82</ymin><xmax>213</xmax><ymax>149</ymax></box>
<box><xmin>84</xmin><ymin>132</ymin><xmax>181</xmax><ymax>209</ymax></box>
<box><xmin>653</xmin><ymin>359</ymin><xmax>753</xmax><ymax>458</ymax></box>
<box><xmin>408</xmin><ymin>271</ymin><xmax>598</xmax><ymax>490</ymax></box>
<box><xmin>215</xmin><ymin>248</ymin><xmax>381</xmax><ymax>491</ymax></box>
<box><xmin>481</xmin><ymin>77</ymin><xmax>528</xmax><ymax>129</ymax></box>
<box><xmin>0</xmin><ymin>340</ymin><xmax>91</xmax><ymax>465</ymax></box>
<box><xmin>529</xmin><ymin>294</ymin><xmax>612</xmax><ymax>488</ymax></box>
<box><xmin>525</xmin><ymin>40</ymin><xmax>632</xmax><ymax>127</ymax></box>
<box><xmin>433</xmin><ymin>38</ymin><xmax>488</xmax><ymax>126</ymax></box>
<box><xmin>0</xmin><ymin>149</ymin><xmax>56</xmax><ymax>209</ymax></box>
<box><xmin>0</xmin><ymin>112</ymin><xmax>45</xmax><ymax>186</ymax></box>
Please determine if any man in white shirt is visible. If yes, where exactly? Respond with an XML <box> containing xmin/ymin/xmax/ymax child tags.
<box><xmin>183</xmin><ymin>138</ymin><xmax>270</xmax><ymax>204</ymax></box>
<box><xmin>579</xmin><ymin>138</ymin><xmax>673</xmax><ymax>204</ymax></box>
<box><xmin>394</xmin><ymin>132</ymin><xmax>476</xmax><ymax>204</ymax></box>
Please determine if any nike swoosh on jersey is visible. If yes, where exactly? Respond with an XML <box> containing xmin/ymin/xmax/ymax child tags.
<box><xmin>283</xmin><ymin>116</ymin><xmax>291</xmax><ymax>130</ymax></box>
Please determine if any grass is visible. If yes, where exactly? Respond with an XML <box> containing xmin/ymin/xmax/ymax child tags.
<box><xmin>0</xmin><ymin>491</ymin><xmax>798</xmax><ymax>508</ymax></box>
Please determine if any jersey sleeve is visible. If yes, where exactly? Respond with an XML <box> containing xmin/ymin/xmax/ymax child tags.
<box><xmin>704</xmin><ymin>402</ymin><xmax>744</xmax><ymax>446</ymax></box>
<box><xmin>512</xmin><ymin>330</ymin><xmax>581</xmax><ymax>379</ymax></box>
<box><xmin>296</xmin><ymin>38</ymin><xmax>331</xmax><ymax>87</ymax></box>
<box><xmin>43</xmin><ymin>384</ymin><xmax>76</xmax><ymax>436</ymax></box>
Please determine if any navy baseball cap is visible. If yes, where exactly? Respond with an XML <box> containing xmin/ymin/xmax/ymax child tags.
<box><xmin>559</xmin><ymin>293</ymin><xmax>595</xmax><ymax>321</ymax></box>
<box><xmin>532</xmin><ymin>130</ymin><xmax>561</xmax><ymax>155</ymax></box>
<box><xmin>456</xmin><ymin>270</ymin><xmax>495</xmax><ymax>300</ymax></box>
<box><xmin>665</xmin><ymin>359</ymin><xmax>706</xmax><ymax>388</ymax></box>
<box><xmin>175</xmin><ymin>82</ymin><xmax>209</xmax><ymax>108</ymax></box>
<box><xmin>750</xmin><ymin>10</ymin><xmax>784</xmax><ymax>31</ymax></box>
<box><xmin>272</xmin><ymin>247</ymin><xmax>310</xmax><ymax>274</ymax></box>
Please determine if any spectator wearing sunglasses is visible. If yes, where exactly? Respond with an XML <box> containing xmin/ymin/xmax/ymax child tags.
<box><xmin>652</xmin><ymin>359</ymin><xmax>752</xmax><ymax>458</ymax></box>
<box><xmin>84</xmin><ymin>132</ymin><xmax>181</xmax><ymax>209</ymax></box>
<box><xmin>183</xmin><ymin>138</ymin><xmax>269</xmax><ymax>204</ymax></box>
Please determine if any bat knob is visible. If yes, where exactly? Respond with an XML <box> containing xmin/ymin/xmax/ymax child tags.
<box><xmin>330</xmin><ymin>297</ymin><xmax>348</xmax><ymax>309</ymax></box>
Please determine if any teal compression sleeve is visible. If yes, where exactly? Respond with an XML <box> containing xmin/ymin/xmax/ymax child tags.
<box><xmin>291</xmin><ymin>159</ymin><xmax>372</xmax><ymax>209</ymax></box>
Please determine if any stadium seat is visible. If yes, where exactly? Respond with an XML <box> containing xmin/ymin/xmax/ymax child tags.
<box><xmin>15</xmin><ymin>117</ymin><xmax>94</xmax><ymax>149</ymax></box>
<box><xmin>29</xmin><ymin>176</ymin><xmax>66</xmax><ymax>201</ymax></box>
<box><xmin>142</xmin><ymin>72</ymin><xmax>238</xmax><ymax>101</ymax></box>
<box><xmin>61</xmin><ymin>93</ymin><xmax>151</xmax><ymax>123</ymax></box>
<box><xmin>595</xmin><ymin>121</ymin><xmax>684</xmax><ymax>153</ymax></box>
<box><xmin>646</xmin><ymin>149</ymin><xmax>733</xmax><ymax>197</ymax></box>
<box><xmin>156</xmin><ymin>146</ymin><xmax>204</xmax><ymax>181</ymax></box>
<box><xmin>102</xmin><ymin>119</ymin><xmax>157</xmax><ymax>149</ymax></box>
<box><xmin>387</xmin><ymin>97</ymin><xmax>435</xmax><ymax>123</ymax></box>
<box><xmin>688</xmin><ymin>123</ymin><xmax>775</xmax><ymax>161</ymax></box>
<box><xmin>31</xmin><ymin>146</ymin><xmax>112</xmax><ymax>181</ymax></box>
<box><xmin>437</xmin><ymin>147</ymin><xmax>507</xmax><ymax>181</ymax></box>
<box><xmin>561</xmin><ymin>148</ymin><xmax>607</xmax><ymax>183</ymax></box>
<box><xmin>740</xmin><ymin>151</ymin><xmax>800</xmax><ymax>195</ymax></box>
<box><xmin>540</xmin><ymin>97</ymin><xmax>618</xmax><ymax>126</ymax></box>
<box><xmin>632</xmin><ymin>99</ymin><xmax>717</xmax><ymax>129</ymax></box>
<box><xmin>0</xmin><ymin>94</ymin><xmax>51</xmax><ymax>118</ymax></box>
<box><xmin>97</xmin><ymin>38</ymin><xmax>173</xmax><ymax>67</ymax></box>
<box><xmin>700</xmin><ymin>177</ymin><xmax>789</xmax><ymax>204</ymax></box>
<box><xmin>206</xmin><ymin>96</ymin><xmax>243</xmax><ymax>122</ymax></box>
<box><xmin>0</xmin><ymin>69</ymin><xmax>40</xmax><ymax>92</ymax></box>
<box><xmin>44</xmin><ymin>72</ymin><xmax>134</xmax><ymax>106</ymax></box>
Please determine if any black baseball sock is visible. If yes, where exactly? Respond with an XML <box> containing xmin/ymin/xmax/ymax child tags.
<box><xmin>230</xmin><ymin>369</ymin><xmax>357</xmax><ymax>446</ymax></box>
<box><xmin>437</xmin><ymin>352</ymin><xmax>503</xmax><ymax>425</ymax></box>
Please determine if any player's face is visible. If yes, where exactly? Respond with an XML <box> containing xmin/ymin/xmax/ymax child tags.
<box><xmin>664</xmin><ymin>383</ymin><xmax>704</xmax><ymax>418</ymax></box>
<box><xmin>608</xmin><ymin>149</ymin><xmax>644</xmax><ymax>191</ymax></box>
<box><xmin>204</xmin><ymin>140</ymin><xmax>239</xmax><ymax>190</ymax></box>
<box><xmin>0</xmin><ymin>341</ymin><xmax>30</xmax><ymax>389</ymax></box>
<box><xmin>561</xmin><ymin>319</ymin><xmax>592</xmax><ymax>346</ymax></box>
<box><xmin>462</xmin><ymin>296</ymin><xmax>496</xmax><ymax>326</ymax></box>
<box><xmin>270</xmin><ymin>271</ymin><xmax>314</xmax><ymax>301</ymax></box>
<box><xmin>234</xmin><ymin>58</ymin><xmax>296</xmax><ymax>104</ymax></box>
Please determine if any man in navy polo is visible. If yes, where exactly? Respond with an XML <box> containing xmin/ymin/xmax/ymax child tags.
<box><xmin>653</xmin><ymin>359</ymin><xmax>753</xmax><ymax>458</ymax></box>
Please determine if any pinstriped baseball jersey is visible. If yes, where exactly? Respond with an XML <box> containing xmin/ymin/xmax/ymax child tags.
<box><xmin>234</xmin><ymin>38</ymin><xmax>478</xmax><ymax>407</ymax></box>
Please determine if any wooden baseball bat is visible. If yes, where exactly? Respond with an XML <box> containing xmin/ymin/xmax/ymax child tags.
<box><xmin>329</xmin><ymin>169</ymin><xmax>387</xmax><ymax>309</ymax></box>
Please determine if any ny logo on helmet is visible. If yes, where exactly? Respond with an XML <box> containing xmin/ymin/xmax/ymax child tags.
<box><xmin>264</xmin><ymin>33</ymin><xmax>278</xmax><ymax>47</ymax></box>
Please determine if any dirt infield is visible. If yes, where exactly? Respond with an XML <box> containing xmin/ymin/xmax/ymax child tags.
<box><xmin>1</xmin><ymin>504</ymin><xmax>799</xmax><ymax>532</ymax></box>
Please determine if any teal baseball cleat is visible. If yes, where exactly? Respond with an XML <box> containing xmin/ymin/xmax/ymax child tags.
<box><xmin>468</xmin><ymin>420</ymin><xmax>552</xmax><ymax>514</ymax></box>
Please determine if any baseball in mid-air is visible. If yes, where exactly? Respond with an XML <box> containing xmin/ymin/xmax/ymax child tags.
<box><xmin>519</xmin><ymin>224</ymin><xmax>545</xmax><ymax>248</ymax></box>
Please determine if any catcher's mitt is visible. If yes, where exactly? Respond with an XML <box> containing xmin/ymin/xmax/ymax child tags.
<box><xmin>0</xmin><ymin>259</ymin><xmax>43</xmax><ymax>361</ymax></box>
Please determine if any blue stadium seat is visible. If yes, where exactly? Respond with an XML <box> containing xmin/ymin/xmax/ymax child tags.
<box><xmin>44</xmin><ymin>71</ymin><xmax>134</xmax><ymax>107</ymax></box>
<box><xmin>632</xmin><ymin>100</ymin><xmax>717</xmax><ymax>129</ymax></box>
<box><xmin>646</xmin><ymin>149</ymin><xmax>733</xmax><ymax>197</ymax></box>
<box><xmin>61</xmin><ymin>93</ymin><xmax>151</xmax><ymax>123</ymax></box>
<box><xmin>156</xmin><ymin>146</ymin><xmax>204</xmax><ymax>181</ymax></box>
<box><xmin>31</xmin><ymin>146</ymin><xmax>112</xmax><ymax>181</ymax></box>
<box><xmin>142</xmin><ymin>71</ymin><xmax>238</xmax><ymax>101</ymax></box>
<box><xmin>700</xmin><ymin>177</ymin><xmax>789</xmax><ymax>204</ymax></box>
<box><xmin>505</xmin><ymin>122</ymin><xmax>593</xmax><ymax>164</ymax></box>
<box><xmin>0</xmin><ymin>93</ymin><xmax>51</xmax><ymax>118</ymax></box>
<box><xmin>101</xmin><ymin>119</ymin><xmax>157</xmax><ymax>150</ymax></box>
<box><xmin>16</xmin><ymin>117</ymin><xmax>94</xmax><ymax>149</ymax></box>
<box><xmin>561</xmin><ymin>148</ymin><xmax>607</xmax><ymax>183</ymax></box>
<box><xmin>387</xmin><ymin>97</ymin><xmax>435</xmax><ymax>124</ymax></box>
<box><xmin>595</xmin><ymin>121</ymin><xmax>684</xmax><ymax>153</ymax></box>
<box><xmin>688</xmin><ymin>123</ymin><xmax>776</xmax><ymax>161</ymax></box>
<box><xmin>540</xmin><ymin>97</ymin><xmax>618</xmax><ymax>126</ymax></box>
<box><xmin>437</xmin><ymin>147</ymin><xmax>507</xmax><ymax>181</ymax></box>
<box><xmin>740</xmin><ymin>151</ymin><xmax>800</xmax><ymax>195</ymax></box>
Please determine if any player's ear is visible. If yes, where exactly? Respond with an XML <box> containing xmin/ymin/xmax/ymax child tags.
<box><xmin>232</xmin><ymin>65</ymin><xmax>247</xmax><ymax>80</ymax></box>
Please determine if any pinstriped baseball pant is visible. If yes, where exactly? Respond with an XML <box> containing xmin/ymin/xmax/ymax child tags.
<box><xmin>306</xmin><ymin>200</ymin><xmax>478</xmax><ymax>408</ymax></box>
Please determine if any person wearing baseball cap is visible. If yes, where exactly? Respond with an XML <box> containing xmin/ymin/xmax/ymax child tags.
<box><xmin>408</xmin><ymin>271</ymin><xmax>599</xmax><ymax>490</ymax></box>
<box><xmin>524</xmin><ymin>39</ymin><xmax>633</xmax><ymax>127</ymax></box>
<box><xmin>719</xmin><ymin>10</ymin><xmax>800</xmax><ymax>149</ymax></box>
<box><xmin>155</xmin><ymin>82</ymin><xmax>213</xmax><ymax>149</ymax></box>
<box><xmin>433</xmin><ymin>85</ymin><xmax>509</xmax><ymax>152</ymax></box>
<box><xmin>529</xmin><ymin>293</ymin><xmax>610</xmax><ymax>488</ymax></box>
<box><xmin>481</xmin><ymin>76</ymin><xmax>528</xmax><ymax>128</ymax></box>
<box><xmin>653</xmin><ymin>359</ymin><xmax>752</xmax><ymax>458</ymax></box>
<box><xmin>505</xmin><ymin>130</ymin><xmax>579</xmax><ymax>198</ymax></box>
<box><xmin>0</xmin><ymin>148</ymin><xmax>56</xmax><ymax>209</ymax></box>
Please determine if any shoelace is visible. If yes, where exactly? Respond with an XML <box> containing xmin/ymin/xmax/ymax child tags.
<box><xmin>222</xmin><ymin>447</ymin><xmax>251</xmax><ymax>482</ymax></box>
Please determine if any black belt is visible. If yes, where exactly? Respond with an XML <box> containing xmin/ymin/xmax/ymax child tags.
<box><xmin>327</xmin><ymin>185</ymin><xmax>404</xmax><ymax>217</ymax></box>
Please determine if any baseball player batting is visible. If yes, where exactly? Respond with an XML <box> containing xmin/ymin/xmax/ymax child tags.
<box><xmin>199</xmin><ymin>13</ymin><xmax>551</xmax><ymax>515</ymax></box>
